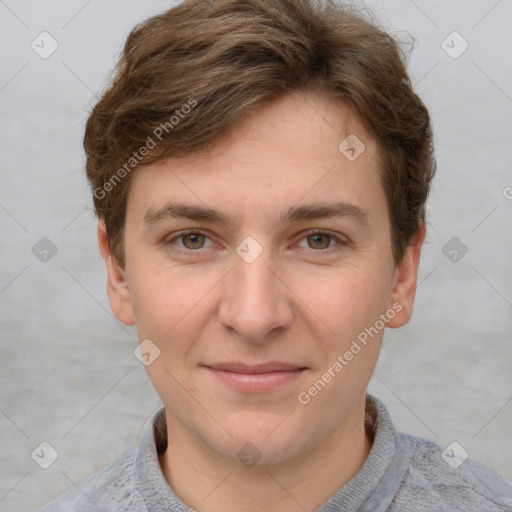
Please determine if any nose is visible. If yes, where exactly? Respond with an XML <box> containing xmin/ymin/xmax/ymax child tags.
<box><xmin>217</xmin><ymin>244</ymin><xmax>294</xmax><ymax>344</ymax></box>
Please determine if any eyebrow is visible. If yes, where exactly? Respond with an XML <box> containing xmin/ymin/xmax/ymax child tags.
<box><xmin>142</xmin><ymin>202</ymin><xmax>369</xmax><ymax>229</ymax></box>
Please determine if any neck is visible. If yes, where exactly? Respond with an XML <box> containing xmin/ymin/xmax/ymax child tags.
<box><xmin>159</xmin><ymin>396</ymin><xmax>372</xmax><ymax>512</ymax></box>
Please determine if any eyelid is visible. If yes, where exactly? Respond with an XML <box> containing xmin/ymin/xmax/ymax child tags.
<box><xmin>163</xmin><ymin>229</ymin><xmax>216</xmax><ymax>249</ymax></box>
<box><xmin>294</xmin><ymin>229</ymin><xmax>349</xmax><ymax>251</ymax></box>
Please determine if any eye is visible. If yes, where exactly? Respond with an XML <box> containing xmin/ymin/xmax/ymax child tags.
<box><xmin>296</xmin><ymin>230</ymin><xmax>346</xmax><ymax>251</ymax></box>
<box><xmin>306</xmin><ymin>233</ymin><xmax>332</xmax><ymax>250</ymax></box>
<box><xmin>182</xmin><ymin>232</ymin><xmax>207</xmax><ymax>249</ymax></box>
<box><xmin>164</xmin><ymin>230</ymin><xmax>213</xmax><ymax>250</ymax></box>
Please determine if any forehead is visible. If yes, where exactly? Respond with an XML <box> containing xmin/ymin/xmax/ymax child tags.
<box><xmin>126</xmin><ymin>91</ymin><xmax>385</xmax><ymax>227</ymax></box>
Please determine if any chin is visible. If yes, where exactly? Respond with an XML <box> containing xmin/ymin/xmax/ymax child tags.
<box><xmin>209</xmin><ymin>412</ymin><xmax>314</xmax><ymax>467</ymax></box>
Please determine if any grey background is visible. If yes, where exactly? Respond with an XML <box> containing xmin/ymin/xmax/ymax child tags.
<box><xmin>1</xmin><ymin>0</ymin><xmax>511</xmax><ymax>510</ymax></box>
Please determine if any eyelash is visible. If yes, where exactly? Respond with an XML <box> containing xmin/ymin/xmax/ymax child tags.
<box><xmin>298</xmin><ymin>229</ymin><xmax>348</xmax><ymax>250</ymax></box>
<box><xmin>164</xmin><ymin>229</ymin><xmax>347</xmax><ymax>254</ymax></box>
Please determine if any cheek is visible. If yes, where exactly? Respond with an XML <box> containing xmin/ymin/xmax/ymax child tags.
<box><xmin>293</xmin><ymin>269</ymin><xmax>390</xmax><ymax>416</ymax></box>
<box><xmin>292</xmin><ymin>263</ymin><xmax>393</xmax><ymax>342</ymax></box>
<box><xmin>128</xmin><ymin>262</ymin><xmax>218</xmax><ymax>350</ymax></box>
<box><xmin>130</xmin><ymin>269</ymin><xmax>174</xmax><ymax>335</ymax></box>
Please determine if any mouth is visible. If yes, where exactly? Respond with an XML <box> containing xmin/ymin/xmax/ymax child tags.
<box><xmin>202</xmin><ymin>362</ymin><xmax>308</xmax><ymax>393</ymax></box>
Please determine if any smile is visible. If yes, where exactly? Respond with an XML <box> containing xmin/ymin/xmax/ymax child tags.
<box><xmin>202</xmin><ymin>362</ymin><xmax>307</xmax><ymax>393</ymax></box>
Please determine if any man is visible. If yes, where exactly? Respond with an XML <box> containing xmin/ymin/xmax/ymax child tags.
<box><xmin>40</xmin><ymin>0</ymin><xmax>512</xmax><ymax>510</ymax></box>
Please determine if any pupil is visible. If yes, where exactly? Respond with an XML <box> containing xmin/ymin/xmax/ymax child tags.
<box><xmin>184</xmin><ymin>233</ymin><xmax>203</xmax><ymax>249</ymax></box>
<box><xmin>310</xmin><ymin>234</ymin><xmax>329</xmax><ymax>249</ymax></box>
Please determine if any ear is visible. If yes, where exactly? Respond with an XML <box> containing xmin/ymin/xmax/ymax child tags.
<box><xmin>386</xmin><ymin>223</ymin><xmax>426</xmax><ymax>328</ymax></box>
<box><xmin>97</xmin><ymin>220</ymin><xmax>136</xmax><ymax>326</ymax></box>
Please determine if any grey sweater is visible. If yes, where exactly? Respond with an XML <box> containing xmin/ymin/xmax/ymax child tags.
<box><xmin>39</xmin><ymin>395</ymin><xmax>512</xmax><ymax>511</ymax></box>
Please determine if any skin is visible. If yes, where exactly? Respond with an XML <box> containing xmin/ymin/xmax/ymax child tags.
<box><xmin>98</xmin><ymin>90</ymin><xmax>425</xmax><ymax>512</ymax></box>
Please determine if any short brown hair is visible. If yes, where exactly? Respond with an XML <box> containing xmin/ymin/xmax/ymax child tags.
<box><xmin>84</xmin><ymin>0</ymin><xmax>435</xmax><ymax>265</ymax></box>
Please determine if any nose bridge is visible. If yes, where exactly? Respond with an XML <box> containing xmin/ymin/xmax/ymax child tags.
<box><xmin>233</xmin><ymin>234</ymin><xmax>274</xmax><ymax>295</ymax></box>
<box><xmin>218</xmin><ymin>241</ymin><xmax>292</xmax><ymax>341</ymax></box>
<box><xmin>235</xmin><ymin>250</ymin><xmax>274</xmax><ymax>302</ymax></box>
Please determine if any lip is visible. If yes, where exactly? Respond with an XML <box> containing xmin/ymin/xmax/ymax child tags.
<box><xmin>203</xmin><ymin>362</ymin><xmax>307</xmax><ymax>393</ymax></box>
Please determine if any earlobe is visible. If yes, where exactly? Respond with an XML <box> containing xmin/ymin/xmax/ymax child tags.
<box><xmin>97</xmin><ymin>221</ymin><xmax>136</xmax><ymax>326</ymax></box>
<box><xmin>386</xmin><ymin>224</ymin><xmax>426</xmax><ymax>329</ymax></box>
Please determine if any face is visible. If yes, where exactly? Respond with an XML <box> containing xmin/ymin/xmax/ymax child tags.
<box><xmin>100</xmin><ymin>90</ymin><xmax>423</xmax><ymax>465</ymax></box>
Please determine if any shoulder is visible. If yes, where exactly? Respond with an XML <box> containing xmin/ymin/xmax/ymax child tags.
<box><xmin>37</xmin><ymin>450</ymin><xmax>148</xmax><ymax>512</ymax></box>
<box><xmin>390</xmin><ymin>433</ymin><xmax>512</xmax><ymax>511</ymax></box>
